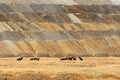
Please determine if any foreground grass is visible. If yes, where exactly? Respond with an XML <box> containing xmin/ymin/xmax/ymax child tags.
<box><xmin>0</xmin><ymin>57</ymin><xmax>119</xmax><ymax>80</ymax></box>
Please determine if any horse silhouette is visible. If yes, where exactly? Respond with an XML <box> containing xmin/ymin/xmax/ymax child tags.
<box><xmin>60</xmin><ymin>56</ymin><xmax>76</xmax><ymax>61</ymax></box>
<box><xmin>30</xmin><ymin>57</ymin><xmax>40</xmax><ymax>61</ymax></box>
<box><xmin>17</xmin><ymin>57</ymin><xmax>23</xmax><ymax>61</ymax></box>
<box><xmin>79</xmin><ymin>57</ymin><xmax>83</xmax><ymax>61</ymax></box>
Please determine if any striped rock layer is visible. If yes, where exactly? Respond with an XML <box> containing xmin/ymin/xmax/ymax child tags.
<box><xmin>0</xmin><ymin>0</ymin><xmax>120</xmax><ymax>57</ymax></box>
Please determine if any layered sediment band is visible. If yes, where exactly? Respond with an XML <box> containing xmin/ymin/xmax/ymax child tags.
<box><xmin>0</xmin><ymin>0</ymin><xmax>119</xmax><ymax>57</ymax></box>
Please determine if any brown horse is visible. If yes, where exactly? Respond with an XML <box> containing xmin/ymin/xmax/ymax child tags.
<box><xmin>79</xmin><ymin>57</ymin><xmax>83</xmax><ymax>61</ymax></box>
<box><xmin>60</xmin><ymin>56</ymin><xmax>76</xmax><ymax>61</ymax></box>
<box><xmin>60</xmin><ymin>57</ymin><xmax>67</xmax><ymax>60</ymax></box>
<box><xmin>72</xmin><ymin>57</ymin><xmax>76</xmax><ymax>61</ymax></box>
<box><xmin>30</xmin><ymin>57</ymin><xmax>40</xmax><ymax>61</ymax></box>
<box><xmin>17</xmin><ymin>57</ymin><xmax>23</xmax><ymax>61</ymax></box>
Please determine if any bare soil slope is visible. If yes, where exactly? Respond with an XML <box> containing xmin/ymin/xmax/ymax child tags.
<box><xmin>0</xmin><ymin>0</ymin><xmax>119</xmax><ymax>57</ymax></box>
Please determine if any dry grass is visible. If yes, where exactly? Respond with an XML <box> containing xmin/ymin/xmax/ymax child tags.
<box><xmin>0</xmin><ymin>57</ymin><xmax>119</xmax><ymax>80</ymax></box>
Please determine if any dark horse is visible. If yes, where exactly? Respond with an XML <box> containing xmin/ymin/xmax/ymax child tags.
<box><xmin>60</xmin><ymin>56</ymin><xmax>76</xmax><ymax>61</ymax></box>
<box><xmin>72</xmin><ymin>57</ymin><xmax>76</xmax><ymax>60</ymax></box>
<box><xmin>17</xmin><ymin>57</ymin><xmax>23</xmax><ymax>61</ymax></box>
<box><xmin>60</xmin><ymin>57</ymin><xmax>67</xmax><ymax>60</ymax></box>
<box><xmin>79</xmin><ymin>57</ymin><xmax>83</xmax><ymax>61</ymax></box>
<box><xmin>60</xmin><ymin>57</ymin><xmax>71</xmax><ymax>60</ymax></box>
<box><xmin>30</xmin><ymin>57</ymin><xmax>40</xmax><ymax>61</ymax></box>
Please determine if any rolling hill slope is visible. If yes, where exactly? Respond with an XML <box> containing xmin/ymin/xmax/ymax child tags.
<box><xmin>0</xmin><ymin>0</ymin><xmax>120</xmax><ymax>57</ymax></box>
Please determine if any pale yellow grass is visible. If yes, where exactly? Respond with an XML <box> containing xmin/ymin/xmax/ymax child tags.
<box><xmin>0</xmin><ymin>57</ymin><xmax>119</xmax><ymax>80</ymax></box>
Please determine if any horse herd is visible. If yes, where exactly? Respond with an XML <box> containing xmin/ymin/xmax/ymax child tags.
<box><xmin>16</xmin><ymin>56</ymin><xmax>83</xmax><ymax>61</ymax></box>
<box><xmin>60</xmin><ymin>56</ymin><xmax>83</xmax><ymax>61</ymax></box>
<box><xmin>17</xmin><ymin>57</ymin><xmax>40</xmax><ymax>61</ymax></box>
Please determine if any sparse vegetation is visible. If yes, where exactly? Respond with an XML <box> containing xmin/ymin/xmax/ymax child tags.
<box><xmin>111</xmin><ymin>53</ymin><xmax>120</xmax><ymax>57</ymax></box>
<box><xmin>50</xmin><ymin>52</ymin><xmax>64</xmax><ymax>57</ymax></box>
<box><xmin>0</xmin><ymin>0</ymin><xmax>119</xmax><ymax>80</ymax></box>
<box><xmin>37</xmin><ymin>53</ymin><xmax>50</xmax><ymax>57</ymax></box>
<box><xmin>17</xmin><ymin>53</ymin><xmax>34</xmax><ymax>57</ymax></box>
<box><xmin>95</xmin><ymin>53</ymin><xmax>110</xmax><ymax>57</ymax></box>
<box><xmin>0</xmin><ymin>57</ymin><xmax>119</xmax><ymax>80</ymax></box>
<box><xmin>0</xmin><ymin>53</ymin><xmax>16</xmax><ymax>57</ymax></box>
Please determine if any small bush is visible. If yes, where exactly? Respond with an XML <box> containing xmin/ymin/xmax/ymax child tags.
<box><xmin>50</xmin><ymin>52</ymin><xmax>64</xmax><ymax>57</ymax></box>
<box><xmin>111</xmin><ymin>53</ymin><xmax>120</xmax><ymax>57</ymax></box>
<box><xmin>80</xmin><ymin>53</ymin><xmax>93</xmax><ymax>57</ymax></box>
<box><xmin>95</xmin><ymin>53</ymin><xmax>110</xmax><ymax>57</ymax></box>
<box><xmin>37</xmin><ymin>53</ymin><xmax>50</xmax><ymax>57</ymax></box>
<box><xmin>64</xmin><ymin>53</ymin><xmax>76</xmax><ymax>57</ymax></box>
<box><xmin>61</xmin><ymin>53</ymin><xmax>93</xmax><ymax>57</ymax></box>
<box><xmin>17</xmin><ymin>53</ymin><xmax>34</xmax><ymax>57</ymax></box>
<box><xmin>0</xmin><ymin>53</ymin><xmax>16</xmax><ymax>57</ymax></box>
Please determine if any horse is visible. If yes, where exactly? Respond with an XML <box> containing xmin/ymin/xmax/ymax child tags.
<box><xmin>30</xmin><ymin>57</ymin><xmax>40</xmax><ymax>61</ymax></box>
<box><xmin>60</xmin><ymin>56</ymin><xmax>75</xmax><ymax>61</ymax></box>
<box><xmin>79</xmin><ymin>57</ymin><xmax>83</xmax><ymax>61</ymax></box>
<box><xmin>72</xmin><ymin>57</ymin><xmax>76</xmax><ymax>61</ymax></box>
<box><xmin>17</xmin><ymin>57</ymin><xmax>23</xmax><ymax>61</ymax></box>
<box><xmin>60</xmin><ymin>57</ymin><xmax>67</xmax><ymax>60</ymax></box>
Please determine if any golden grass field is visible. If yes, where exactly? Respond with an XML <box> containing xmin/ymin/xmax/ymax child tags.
<box><xmin>0</xmin><ymin>57</ymin><xmax>119</xmax><ymax>80</ymax></box>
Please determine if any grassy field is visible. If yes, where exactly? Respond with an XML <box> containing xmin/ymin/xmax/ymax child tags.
<box><xmin>0</xmin><ymin>57</ymin><xmax>119</xmax><ymax>80</ymax></box>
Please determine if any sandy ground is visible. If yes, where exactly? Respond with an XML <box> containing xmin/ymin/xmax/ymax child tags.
<box><xmin>0</xmin><ymin>57</ymin><xmax>119</xmax><ymax>80</ymax></box>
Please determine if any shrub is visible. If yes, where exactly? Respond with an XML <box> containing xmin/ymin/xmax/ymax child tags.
<box><xmin>111</xmin><ymin>53</ymin><xmax>120</xmax><ymax>57</ymax></box>
<box><xmin>64</xmin><ymin>53</ymin><xmax>76</xmax><ymax>57</ymax></box>
<box><xmin>37</xmin><ymin>53</ymin><xmax>50</xmax><ymax>57</ymax></box>
<box><xmin>17</xmin><ymin>53</ymin><xmax>34</xmax><ymax>57</ymax></box>
<box><xmin>50</xmin><ymin>52</ymin><xmax>64</xmax><ymax>57</ymax></box>
<box><xmin>95</xmin><ymin>53</ymin><xmax>110</xmax><ymax>57</ymax></box>
<box><xmin>80</xmin><ymin>53</ymin><xmax>93</xmax><ymax>57</ymax></box>
<box><xmin>0</xmin><ymin>53</ymin><xmax>16</xmax><ymax>57</ymax></box>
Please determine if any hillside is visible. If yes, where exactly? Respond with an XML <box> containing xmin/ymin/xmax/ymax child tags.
<box><xmin>0</xmin><ymin>0</ymin><xmax>120</xmax><ymax>57</ymax></box>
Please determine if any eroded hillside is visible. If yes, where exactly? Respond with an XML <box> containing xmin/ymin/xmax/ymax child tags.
<box><xmin>0</xmin><ymin>0</ymin><xmax>120</xmax><ymax>57</ymax></box>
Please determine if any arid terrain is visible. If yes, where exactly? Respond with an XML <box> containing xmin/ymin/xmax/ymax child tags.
<box><xmin>0</xmin><ymin>57</ymin><xmax>119</xmax><ymax>80</ymax></box>
<box><xmin>0</xmin><ymin>0</ymin><xmax>119</xmax><ymax>56</ymax></box>
<box><xmin>0</xmin><ymin>0</ymin><xmax>120</xmax><ymax>80</ymax></box>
